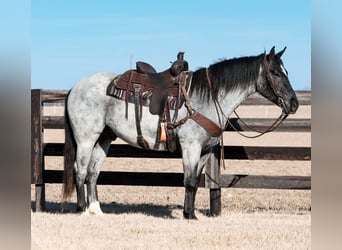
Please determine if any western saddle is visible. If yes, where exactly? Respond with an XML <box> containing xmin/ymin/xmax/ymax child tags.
<box><xmin>107</xmin><ymin>52</ymin><xmax>193</xmax><ymax>151</ymax></box>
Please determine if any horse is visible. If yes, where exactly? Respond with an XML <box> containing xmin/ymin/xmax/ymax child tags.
<box><xmin>62</xmin><ymin>46</ymin><xmax>298</xmax><ymax>219</ymax></box>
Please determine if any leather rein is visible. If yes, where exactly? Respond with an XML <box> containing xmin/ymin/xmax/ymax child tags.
<box><xmin>205</xmin><ymin>53</ymin><xmax>289</xmax><ymax>139</ymax></box>
<box><xmin>169</xmin><ymin>53</ymin><xmax>288</xmax><ymax>138</ymax></box>
<box><xmin>202</xmin><ymin>53</ymin><xmax>290</xmax><ymax>169</ymax></box>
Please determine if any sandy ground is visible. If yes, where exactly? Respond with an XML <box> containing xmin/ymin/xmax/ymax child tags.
<box><xmin>31</xmin><ymin>103</ymin><xmax>311</xmax><ymax>249</ymax></box>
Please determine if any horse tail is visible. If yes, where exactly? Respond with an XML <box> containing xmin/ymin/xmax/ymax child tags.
<box><xmin>62</xmin><ymin>91</ymin><xmax>76</xmax><ymax>201</ymax></box>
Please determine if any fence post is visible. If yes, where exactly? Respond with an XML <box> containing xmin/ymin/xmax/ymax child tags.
<box><xmin>31</xmin><ymin>89</ymin><xmax>45</xmax><ymax>211</ymax></box>
<box><xmin>205</xmin><ymin>144</ymin><xmax>221</xmax><ymax>216</ymax></box>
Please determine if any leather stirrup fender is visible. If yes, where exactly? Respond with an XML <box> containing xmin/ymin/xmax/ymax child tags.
<box><xmin>133</xmin><ymin>84</ymin><xmax>150</xmax><ymax>149</ymax></box>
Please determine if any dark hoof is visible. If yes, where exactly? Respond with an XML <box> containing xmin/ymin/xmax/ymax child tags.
<box><xmin>183</xmin><ymin>211</ymin><xmax>198</xmax><ymax>220</ymax></box>
<box><xmin>77</xmin><ymin>206</ymin><xmax>86</xmax><ymax>213</ymax></box>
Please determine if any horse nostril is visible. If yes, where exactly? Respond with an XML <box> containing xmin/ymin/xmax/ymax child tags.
<box><xmin>290</xmin><ymin>97</ymin><xmax>299</xmax><ymax>113</ymax></box>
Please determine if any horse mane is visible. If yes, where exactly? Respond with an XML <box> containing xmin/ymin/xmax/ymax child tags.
<box><xmin>189</xmin><ymin>54</ymin><xmax>264</xmax><ymax>101</ymax></box>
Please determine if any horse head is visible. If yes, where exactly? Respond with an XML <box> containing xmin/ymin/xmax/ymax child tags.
<box><xmin>256</xmin><ymin>46</ymin><xmax>299</xmax><ymax>114</ymax></box>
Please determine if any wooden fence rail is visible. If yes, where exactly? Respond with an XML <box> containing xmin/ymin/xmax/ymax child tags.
<box><xmin>31</xmin><ymin>89</ymin><xmax>311</xmax><ymax>214</ymax></box>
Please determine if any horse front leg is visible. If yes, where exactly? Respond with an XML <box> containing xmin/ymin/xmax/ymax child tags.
<box><xmin>182</xmin><ymin>142</ymin><xmax>210</xmax><ymax>219</ymax></box>
<box><xmin>183</xmin><ymin>183</ymin><xmax>199</xmax><ymax>219</ymax></box>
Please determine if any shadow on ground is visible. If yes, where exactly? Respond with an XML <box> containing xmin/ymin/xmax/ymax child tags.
<box><xmin>31</xmin><ymin>201</ymin><xmax>195</xmax><ymax>219</ymax></box>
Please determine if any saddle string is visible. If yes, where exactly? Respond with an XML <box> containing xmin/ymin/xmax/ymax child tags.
<box><xmin>125</xmin><ymin>71</ymin><xmax>134</xmax><ymax>119</ymax></box>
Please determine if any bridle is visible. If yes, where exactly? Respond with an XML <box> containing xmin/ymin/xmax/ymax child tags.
<box><xmin>229</xmin><ymin>53</ymin><xmax>289</xmax><ymax>138</ymax></box>
<box><xmin>261</xmin><ymin>53</ymin><xmax>290</xmax><ymax>115</ymax></box>
<box><xmin>206</xmin><ymin>52</ymin><xmax>289</xmax><ymax>140</ymax></box>
<box><xmin>204</xmin><ymin>53</ymin><xmax>290</xmax><ymax>169</ymax></box>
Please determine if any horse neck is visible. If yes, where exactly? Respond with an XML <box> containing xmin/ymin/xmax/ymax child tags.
<box><xmin>189</xmin><ymin>56</ymin><xmax>265</xmax><ymax>128</ymax></box>
<box><xmin>214</xmin><ymin>82</ymin><xmax>256</xmax><ymax>126</ymax></box>
<box><xmin>207</xmin><ymin>56</ymin><xmax>263</xmax><ymax>127</ymax></box>
<box><xmin>190</xmin><ymin>81</ymin><xmax>256</xmax><ymax>129</ymax></box>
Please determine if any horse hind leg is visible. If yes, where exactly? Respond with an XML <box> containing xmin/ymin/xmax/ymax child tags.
<box><xmin>85</xmin><ymin>127</ymin><xmax>116</xmax><ymax>215</ymax></box>
<box><xmin>74</xmin><ymin>141</ymin><xmax>95</xmax><ymax>212</ymax></box>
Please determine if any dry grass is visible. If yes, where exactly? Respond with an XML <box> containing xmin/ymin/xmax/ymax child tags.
<box><xmin>31</xmin><ymin>210</ymin><xmax>310</xmax><ymax>250</ymax></box>
<box><xmin>31</xmin><ymin>104</ymin><xmax>311</xmax><ymax>249</ymax></box>
<box><xmin>31</xmin><ymin>181</ymin><xmax>311</xmax><ymax>250</ymax></box>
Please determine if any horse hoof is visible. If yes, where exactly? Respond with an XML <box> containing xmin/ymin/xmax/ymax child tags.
<box><xmin>82</xmin><ymin>201</ymin><xmax>104</xmax><ymax>216</ymax></box>
<box><xmin>77</xmin><ymin>206</ymin><xmax>86</xmax><ymax>213</ymax></box>
<box><xmin>183</xmin><ymin>211</ymin><xmax>198</xmax><ymax>220</ymax></box>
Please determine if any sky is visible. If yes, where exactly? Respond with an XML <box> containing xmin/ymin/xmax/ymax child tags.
<box><xmin>31</xmin><ymin>0</ymin><xmax>311</xmax><ymax>90</ymax></box>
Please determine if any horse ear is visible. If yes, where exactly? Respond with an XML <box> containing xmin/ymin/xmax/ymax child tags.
<box><xmin>276</xmin><ymin>46</ymin><xmax>287</xmax><ymax>58</ymax></box>
<box><xmin>269</xmin><ymin>46</ymin><xmax>276</xmax><ymax>59</ymax></box>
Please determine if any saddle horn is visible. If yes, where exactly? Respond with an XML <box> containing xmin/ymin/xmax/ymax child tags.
<box><xmin>170</xmin><ymin>51</ymin><xmax>189</xmax><ymax>76</ymax></box>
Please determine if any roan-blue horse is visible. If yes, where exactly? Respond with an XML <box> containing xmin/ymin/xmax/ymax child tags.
<box><xmin>62</xmin><ymin>47</ymin><xmax>298</xmax><ymax>219</ymax></box>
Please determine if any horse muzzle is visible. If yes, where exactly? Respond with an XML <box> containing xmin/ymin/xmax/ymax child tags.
<box><xmin>279</xmin><ymin>96</ymin><xmax>298</xmax><ymax>114</ymax></box>
<box><xmin>289</xmin><ymin>96</ymin><xmax>299</xmax><ymax>114</ymax></box>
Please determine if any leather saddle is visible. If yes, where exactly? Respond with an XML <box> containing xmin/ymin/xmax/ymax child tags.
<box><xmin>107</xmin><ymin>52</ymin><xmax>191</xmax><ymax>115</ymax></box>
<box><xmin>107</xmin><ymin>52</ymin><xmax>192</xmax><ymax>151</ymax></box>
<box><xmin>136</xmin><ymin>61</ymin><xmax>157</xmax><ymax>74</ymax></box>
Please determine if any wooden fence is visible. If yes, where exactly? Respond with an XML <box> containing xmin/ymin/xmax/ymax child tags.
<box><xmin>31</xmin><ymin>89</ymin><xmax>311</xmax><ymax>214</ymax></box>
